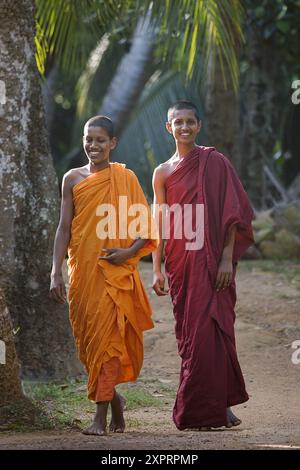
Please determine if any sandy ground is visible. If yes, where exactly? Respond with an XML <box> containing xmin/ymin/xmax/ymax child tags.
<box><xmin>1</xmin><ymin>261</ymin><xmax>300</xmax><ymax>450</ymax></box>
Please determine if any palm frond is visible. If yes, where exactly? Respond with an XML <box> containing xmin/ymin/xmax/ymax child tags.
<box><xmin>36</xmin><ymin>0</ymin><xmax>243</xmax><ymax>88</ymax></box>
<box><xmin>35</xmin><ymin>0</ymin><xmax>127</xmax><ymax>74</ymax></box>
<box><xmin>138</xmin><ymin>0</ymin><xmax>244</xmax><ymax>89</ymax></box>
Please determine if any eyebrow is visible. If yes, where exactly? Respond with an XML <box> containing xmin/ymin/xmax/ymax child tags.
<box><xmin>174</xmin><ymin>118</ymin><xmax>196</xmax><ymax>122</ymax></box>
<box><xmin>85</xmin><ymin>135</ymin><xmax>107</xmax><ymax>139</ymax></box>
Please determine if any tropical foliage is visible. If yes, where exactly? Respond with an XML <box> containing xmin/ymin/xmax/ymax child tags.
<box><xmin>36</xmin><ymin>0</ymin><xmax>299</xmax><ymax>204</ymax></box>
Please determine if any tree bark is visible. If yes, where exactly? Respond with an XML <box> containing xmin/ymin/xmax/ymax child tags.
<box><xmin>0</xmin><ymin>289</ymin><xmax>23</xmax><ymax>406</ymax></box>
<box><xmin>0</xmin><ymin>0</ymin><xmax>81</xmax><ymax>379</ymax></box>
<box><xmin>205</xmin><ymin>51</ymin><xmax>241</xmax><ymax>173</ymax></box>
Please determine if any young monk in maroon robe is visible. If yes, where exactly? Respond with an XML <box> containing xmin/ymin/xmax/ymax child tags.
<box><xmin>152</xmin><ymin>101</ymin><xmax>254</xmax><ymax>431</ymax></box>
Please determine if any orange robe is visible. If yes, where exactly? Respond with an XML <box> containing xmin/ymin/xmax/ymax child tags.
<box><xmin>67</xmin><ymin>163</ymin><xmax>157</xmax><ymax>401</ymax></box>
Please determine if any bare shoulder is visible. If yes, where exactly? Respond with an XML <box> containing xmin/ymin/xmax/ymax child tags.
<box><xmin>153</xmin><ymin>158</ymin><xmax>174</xmax><ymax>184</ymax></box>
<box><xmin>63</xmin><ymin>165</ymin><xmax>90</xmax><ymax>189</ymax></box>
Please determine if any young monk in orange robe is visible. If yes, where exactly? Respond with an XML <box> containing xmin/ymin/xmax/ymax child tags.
<box><xmin>50</xmin><ymin>115</ymin><xmax>157</xmax><ymax>435</ymax></box>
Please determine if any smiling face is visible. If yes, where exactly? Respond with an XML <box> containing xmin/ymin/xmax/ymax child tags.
<box><xmin>83</xmin><ymin>125</ymin><xmax>116</xmax><ymax>166</ymax></box>
<box><xmin>166</xmin><ymin>109</ymin><xmax>201</xmax><ymax>145</ymax></box>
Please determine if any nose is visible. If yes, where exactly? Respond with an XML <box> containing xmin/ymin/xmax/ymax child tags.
<box><xmin>90</xmin><ymin>141</ymin><xmax>99</xmax><ymax>149</ymax></box>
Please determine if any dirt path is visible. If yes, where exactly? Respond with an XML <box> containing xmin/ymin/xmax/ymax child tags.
<box><xmin>1</xmin><ymin>261</ymin><xmax>300</xmax><ymax>450</ymax></box>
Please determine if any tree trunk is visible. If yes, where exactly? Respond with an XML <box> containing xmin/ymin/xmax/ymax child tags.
<box><xmin>240</xmin><ymin>26</ymin><xmax>281</xmax><ymax>210</ymax></box>
<box><xmin>100</xmin><ymin>14</ymin><xmax>156</xmax><ymax>136</ymax></box>
<box><xmin>0</xmin><ymin>289</ymin><xmax>23</xmax><ymax>406</ymax></box>
<box><xmin>205</xmin><ymin>51</ymin><xmax>241</xmax><ymax>173</ymax></box>
<box><xmin>0</xmin><ymin>0</ymin><xmax>81</xmax><ymax>379</ymax></box>
<box><xmin>0</xmin><ymin>289</ymin><xmax>37</xmax><ymax>428</ymax></box>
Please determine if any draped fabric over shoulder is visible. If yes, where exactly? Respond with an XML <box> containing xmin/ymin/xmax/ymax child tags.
<box><xmin>67</xmin><ymin>163</ymin><xmax>157</xmax><ymax>401</ymax></box>
<box><xmin>164</xmin><ymin>146</ymin><xmax>254</xmax><ymax>429</ymax></box>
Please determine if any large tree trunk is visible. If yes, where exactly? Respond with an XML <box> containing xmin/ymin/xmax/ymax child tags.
<box><xmin>205</xmin><ymin>51</ymin><xmax>241</xmax><ymax>173</ymax></box>
<box><xmin>240</xmin><ymin>24</ymin><xmax>281</xmax><ymax>210</ymax></box>
<box><xmin>0</xmin><ymin>289</ymin><xmax>23</xmax><ymax>406</ymax></box>
<box><xmin>0</xmin><ymin>0</ymin><xmax>81</xmax><ymax>380</ymax></box>
<box><xmin>100</xmin><ymin>14</ymin><xmax>156</xmax><ymax>136</ymax></box>
<box><xmin>0</xmin><ymin>289</ymin><xmax>37</xmax><ymax>428</ymax></box>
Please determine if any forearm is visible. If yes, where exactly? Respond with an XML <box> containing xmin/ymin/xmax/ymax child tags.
<box><xmin>128</xmin><ymin>237</ymin><xmax>149</xmax><ymax>256</ymax></box>
<box><xmin>221</xmin><ymin>224</ymin><xmax>237</xmax><ymax>261</ymax></box>
<box><xmin>152</xmin><ymin>239</ymin><xmax>165</xmax><ymax>273</ymax></box>
<box><xmin>152</xmin><ymin>204</ymin><xmax>165</xmax><ymax>273</ymax></box>
<box><xmin>51</xmin><ymin>227</ymin><xmax>71</xmax><ymax>275</ymax></box>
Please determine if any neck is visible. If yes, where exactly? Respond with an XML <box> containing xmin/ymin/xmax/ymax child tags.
<box><xmin>88</xmin><ymin>160</ymin><xmax>110</xmax><ymax>173</ymax></box>
<box><xmin>175</xmin><ymin>142</ymin><xmax>197</xmax><ymax>159</ymax></box>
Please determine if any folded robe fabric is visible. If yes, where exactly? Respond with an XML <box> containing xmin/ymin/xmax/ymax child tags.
<box><xmin>164</xmin><ymin>146</ymin><xmax>254</xmax><ymax>429</ymax></box>
<box><xmin>67</xmin><ymin>163</ymin><xmax>157</xmax><ymax>401</ymax></box>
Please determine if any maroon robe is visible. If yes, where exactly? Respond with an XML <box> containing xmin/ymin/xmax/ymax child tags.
<box><xmin>164</xmin><ymin>146</ymin><xmax>254</xmax><ymax>429</ymax></box>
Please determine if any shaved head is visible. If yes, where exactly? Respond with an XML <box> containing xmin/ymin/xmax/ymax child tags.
<box><xmin>84</xmin><ymin>115</ymin><xmax>115</xmax><ymax>138</ymax></box>
<box><xmin>167</xmin><ymin>101</ymin><xmax>200</xmax><ymax>122</ymax></box>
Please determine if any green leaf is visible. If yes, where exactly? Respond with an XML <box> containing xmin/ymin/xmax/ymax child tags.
<box><xmin>276</xmin><ymin>20</ymin><xmax>290</xmax><ymax>33</ymax></box>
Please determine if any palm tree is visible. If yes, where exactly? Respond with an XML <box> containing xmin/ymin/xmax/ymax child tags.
<box><xmin>100</xmin><ymin>13</ymin><xmax>156</xmax><ymax>136</ymax></box>
<box><xmin>36</xmin><ymin>1</ymin><xmax>242</xmax><ymax>86</ymax></box>
<box><xmin>41</xmin><ymin>1</ymin><xmax>243</xmax><ymax>175</ymax></box>
<box><xmin>64</xmin><ymin>12</ymin><xmax>157</xmax><ymax>170</ymax></box>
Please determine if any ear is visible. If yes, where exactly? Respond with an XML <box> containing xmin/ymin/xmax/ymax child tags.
<box><xmin>166</xmin><ymin>121</ymin><xmax>173</xmax><ymax>135</ymax></box>
<box><xmin>197</xmin><ymin>120</ymin><xmax>202</xmax><ymax>133</ymax></box>
<box><xmin>110</xmin><ymin>137</ymin><xmax>117</xmax><ymax>150</ymax></box>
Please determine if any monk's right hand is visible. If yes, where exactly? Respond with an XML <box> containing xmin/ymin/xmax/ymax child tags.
<box><xmin>50</xmin><ymin>273</ymin><xmax>67</xmax><ymax>304</ymax></box>
<box><xmin>152</xmin><ymin>271</ymin><xmax>169</xmax><ymax>296</ymax></box>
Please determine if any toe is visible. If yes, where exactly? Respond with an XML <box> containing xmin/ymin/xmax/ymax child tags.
<box><xmin>232</xmin><ymin>419</ymin><xmax>242</xmax><ymax>426</ymax></box>
<box><xmin>114</xmin><ymin>427</ymin><xmax>125</xmax><ymax>433</ymax></box>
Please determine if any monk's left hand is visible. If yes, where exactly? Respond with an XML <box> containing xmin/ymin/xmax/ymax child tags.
<box><xmin>99</xmin><ymin>248</ymin><xmax>133</xmax><ymax>265</ymax></box>
<box><xmin>215</xmin><ymin>258</ymin><xmax>233</xmax><ymax>291</ymax></box>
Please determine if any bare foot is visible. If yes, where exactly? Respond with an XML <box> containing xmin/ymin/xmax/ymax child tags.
<box><xmin>109</xmin><ymin>391</ymin><xmax>126</xmax><ymax>433</ymax></box>
<box><xmin>226</xmin><ymin>407</ymin><xmax>242</xmax><ymax>428</ymax></box>
<box><xmin>82</xmin><ymin>401</ymin><xmax>109</xmax><ymax>436</ymax></box>
<box><xmin>82</xmin><ymin>423</ymin><xmax>107</xmax><ymax>436</ymax></box>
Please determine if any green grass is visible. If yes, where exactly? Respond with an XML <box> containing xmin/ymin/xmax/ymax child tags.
<box><xmin>124</xmin><ymin>417</ymin><xmax>143</xmax><ymax>428</ymax></box>
<box><xmin>3</xmin><ymin>378</ymin><xmax>167</xmax><ymax>433</ymax></box>
<box><xmin>240</xmin><ymin>259</ymin><xmax>300</xmax><ymax>282</ymax></box>
<box><xmin>117</xmin><ymin>384</ymin><xmax>162</xmax><ymax>410</ymax></box>
<box><xmin>19</xmin><ymin>380</ymin><xmax>91</xmax><ymax>430</ymax></box>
